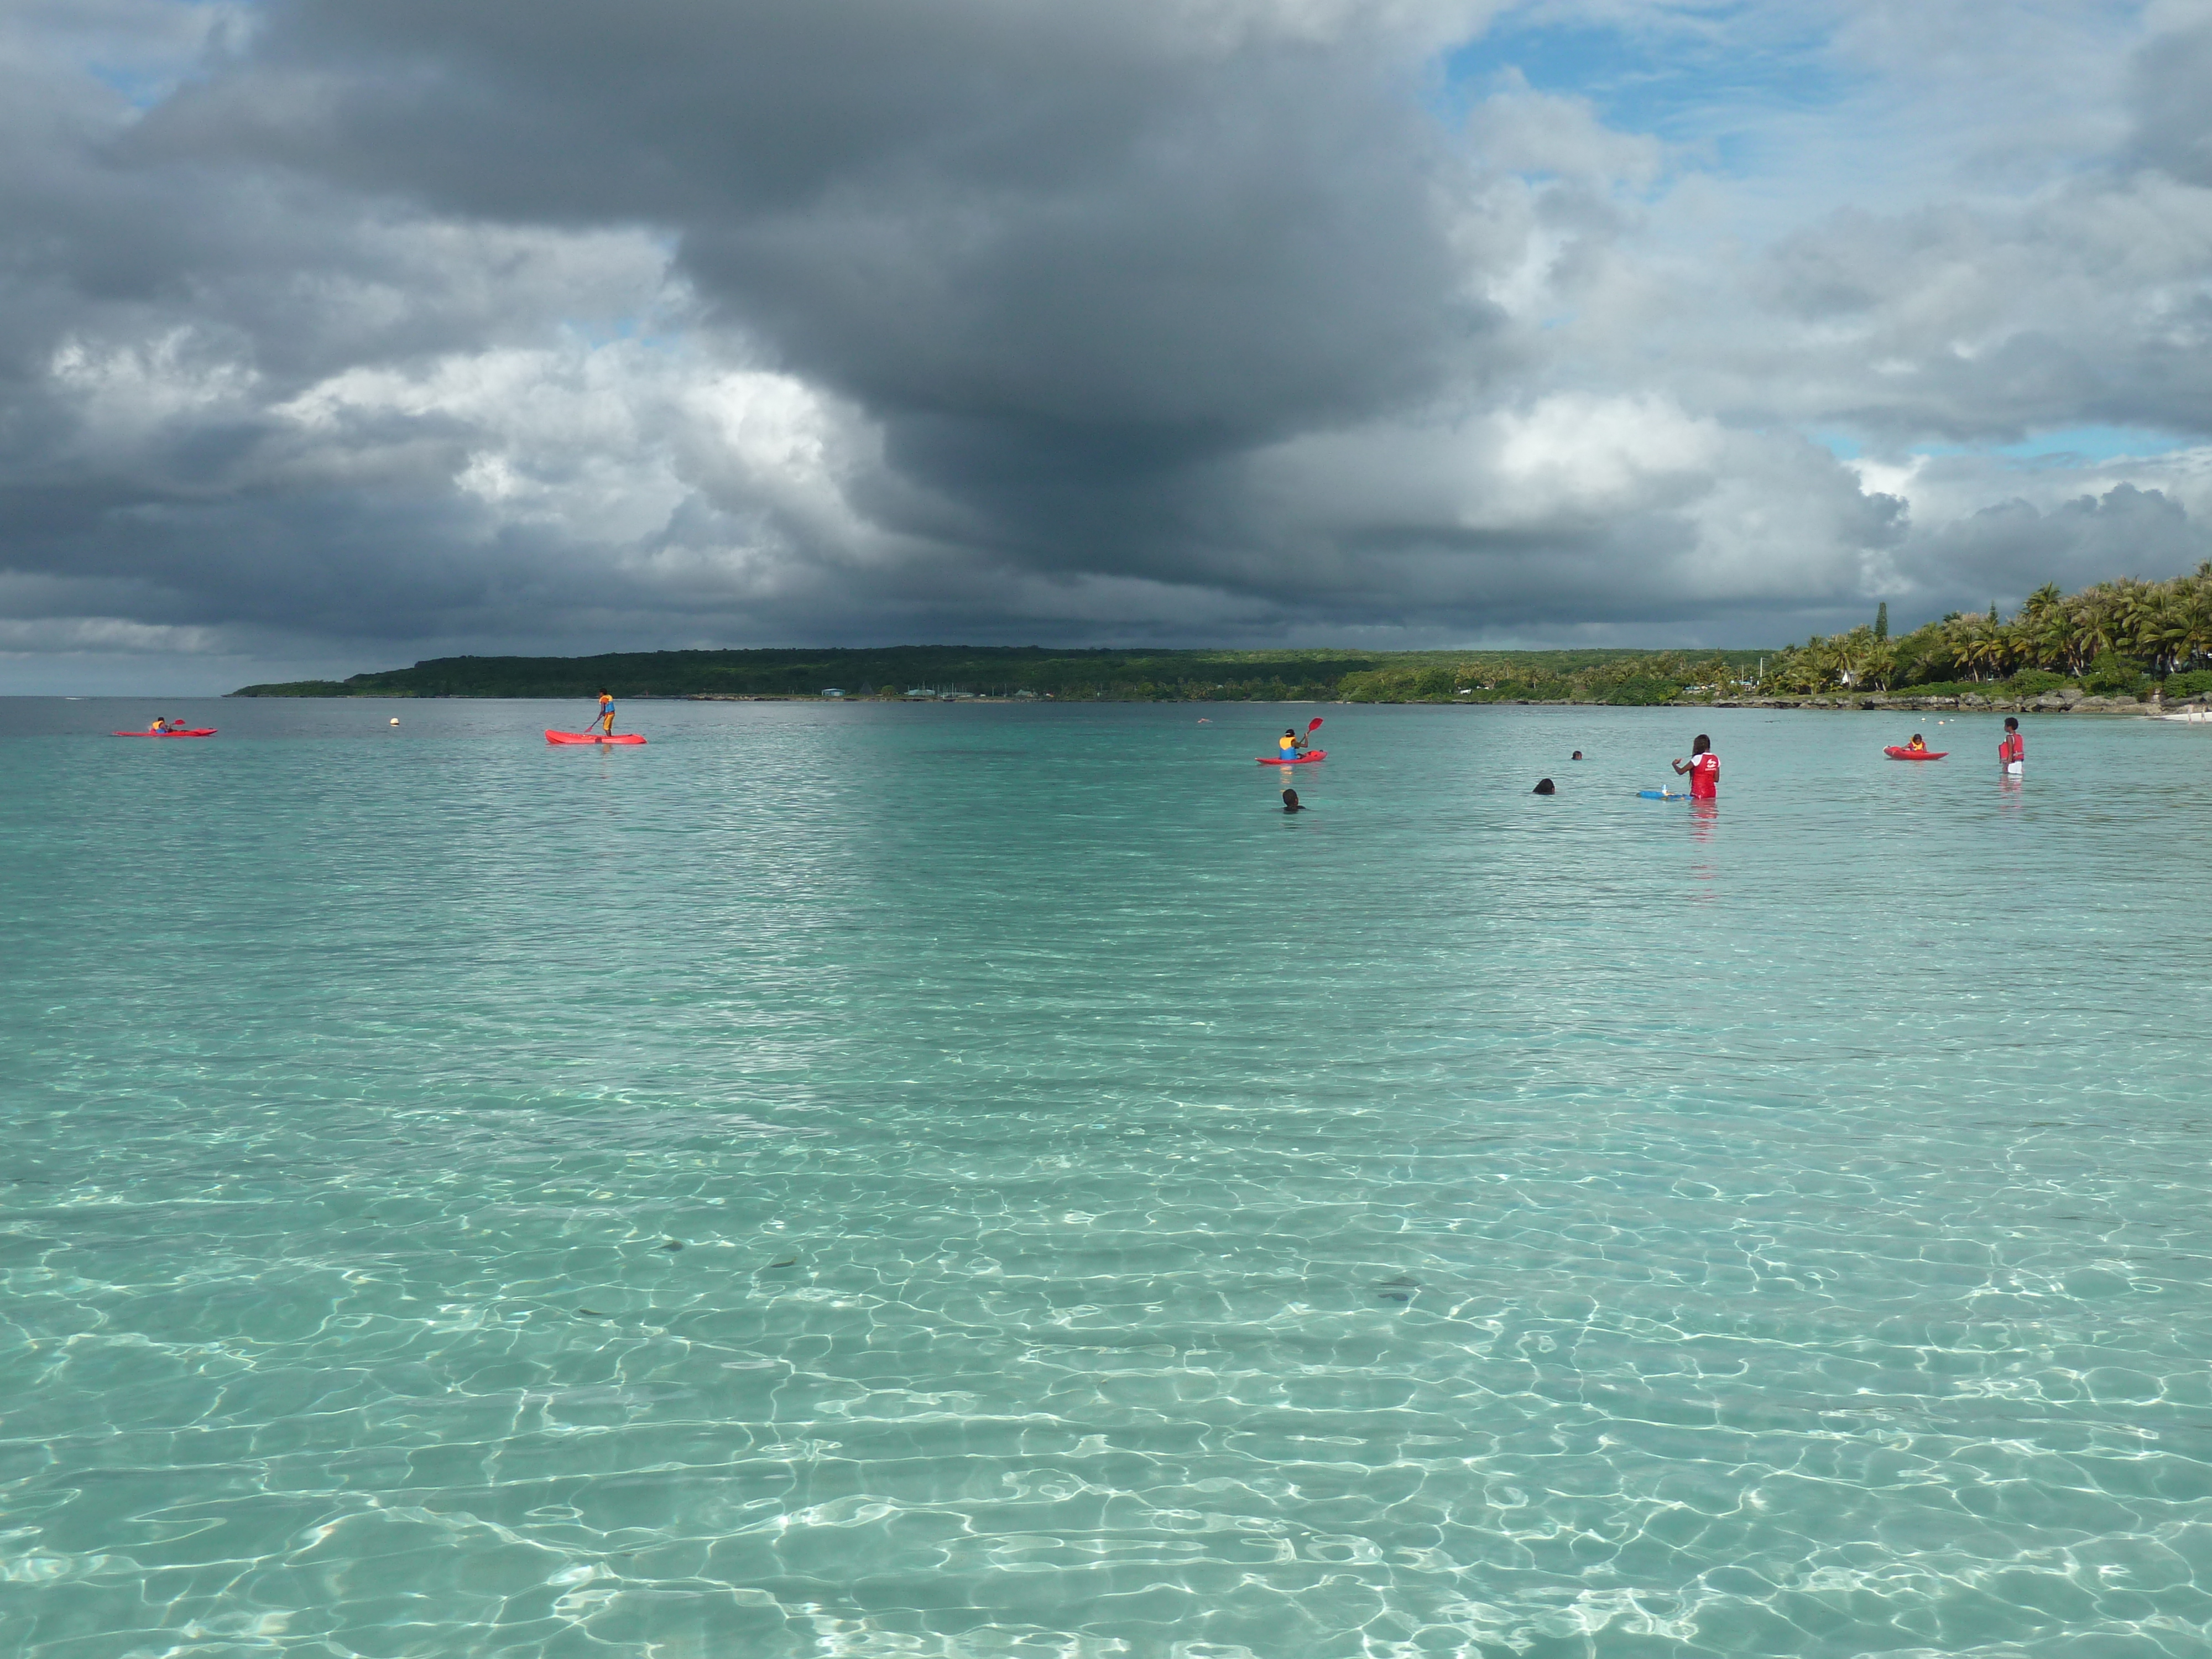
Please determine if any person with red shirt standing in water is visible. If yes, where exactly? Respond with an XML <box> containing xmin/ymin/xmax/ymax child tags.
<box><xmin>1672</xmin><ymin>734</ymin><xmax>1719</xmax><ymax>798</ymax></box>
<box><xmin>1999</xmin><ymin>717</ymin><xmax>2025</xmax><ymax>776</ymax></box>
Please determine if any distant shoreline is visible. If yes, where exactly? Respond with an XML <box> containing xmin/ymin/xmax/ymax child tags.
<box><xmin>212</xmin><ymin>687</ymin><xmax>2194</xmax><ymax>715</ymax></box>
<box><xmin>227</xmin><ymin>644</ymin><xmax>2208</xmax><ymax>712</ymax></box>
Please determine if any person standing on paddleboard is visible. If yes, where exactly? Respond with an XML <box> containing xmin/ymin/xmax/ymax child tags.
<box><xmin>1671</xmin><ymin>734</ymin><xmax>1718</xmax><ymax>799</ymax></box>
<box><xmin>1999</xmin><ymin>717</ymin><xmax>2024</xmax><ymax>775</ymax></box>
<box><xmin>592</xmin><ymin>689</ymin><xmax>616</xmax><ymax>737</ymax></box>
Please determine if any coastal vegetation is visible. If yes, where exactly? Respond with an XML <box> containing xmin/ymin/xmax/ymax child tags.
<box><xmin>229</xmin><ymin>566</ymin><xmax>2212</xmax><ymax>705</ymax></box>
<box><xmin>1764</xmin><ymin>563</ymin><xmax>2212</xmax><ymax>699</ymax></box>
<box><xmin>232</xmin><ymin>645</ymin><xmax>1766</xmax><ymax>704</ymax></box>
<box><xmin>1333</xmin><ymin>651</ymin><xmax>1764</xmax><ymax>704</ymax></box>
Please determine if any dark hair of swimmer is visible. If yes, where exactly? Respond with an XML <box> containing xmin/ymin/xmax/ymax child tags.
<box><xmin>2004</xmin><ymin>716</ymin><xmax>2019</xmax><ymax>731</ymax></box>
<box><xmin>1281</xmin><ymin>787</ymin><xmax>1304</xmax><ymax>812</ymax></box>
<box><xmin>1571</xmin><ymin>750</ymin><xmax>1583</xmax><ymax>759</ymax></box>
<box><xmin>1691</xmin><ymin>734</ymin><xmax>1711</xmax><ymax>754</ymax></box>
<box><xmin>1533</xmin><ymin>778</ymin><xmax>1556</xmax><ymax>794</ymax></box>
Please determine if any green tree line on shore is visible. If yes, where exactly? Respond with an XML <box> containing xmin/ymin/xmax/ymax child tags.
<box><xmin>231</xmin><ymin>564</ymin><xmax>2212</xmax><ymax>706</ymax></box>
<box><xmin>1334</xmin><ymin>650</ymin><xmax>1764</xmax><ymax>703</ymax></box>
<box><xmin>232</xmin><ymin>645</ymin><xmax>1762</xmax><ymax>703</ymax></box>
<box><xmin>235</xmin><ymin>646</ymin><xmax>1377</xmax><ymax>701</ymax></box>
<box><xmin>1767</xmin><ymin>562</ymin><xmax>2212</xmax><ymax>698</ymax></box>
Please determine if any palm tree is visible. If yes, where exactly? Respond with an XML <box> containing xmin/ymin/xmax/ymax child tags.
<box><xmin>1965</xmin><ymin>626</ymin><xmax>2009</xmax><ymax>682</ymax></box>
<box><xmin>2076</xmin><ymin>590</ymin><xmax>2121</xmax><ymax>667</ymax></box>
<box><xmin>2015</xmin><ymin>583</ymin><xmax>2064</xmax><ymax>670</ymax></box>
<box><xmin>2021</xmin><ymin>582</ymin><xmax>2064</xmax><ymax>628</ymax></box>
<box><xmin>2132</xmin><ymin>590</ymin><xmax>2185</xmax><ymax>676</ymax></box>
<box><xmin>2178</xmin><ymin>581</ymin><xmax>2212</xmax><ymax>674</ymax></box>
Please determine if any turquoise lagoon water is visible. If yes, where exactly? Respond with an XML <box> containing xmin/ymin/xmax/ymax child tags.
<box><xmin>7</xmin><ymin>697</ymin><xmax>2212</xmax><ymax>1659</ymax></box>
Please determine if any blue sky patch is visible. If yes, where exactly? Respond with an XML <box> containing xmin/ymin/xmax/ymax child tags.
<box><xmin>1441</xmin><ymin>2</ymin><xmax>1863</xmax><ymax>173</ymax></box>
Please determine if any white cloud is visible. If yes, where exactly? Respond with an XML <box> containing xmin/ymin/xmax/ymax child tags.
<box><xmin>1</xmin><ymin>0</ymin><xmax>2210</xmax><ymax>684</ymax></box>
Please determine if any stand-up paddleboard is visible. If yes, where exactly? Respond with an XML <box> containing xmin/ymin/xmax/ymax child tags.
<box><xmin>546</xmin><ymin>729</ymin><xmax>646</xmax><ymax>745</ymax></box>
<box><xmin>113</xmin><ymin>728</ymin><xmax>216</xmax><ymax>738</ymax></box>
<box><xmin>1637</xmin><ymin>789</ymin><xmax>1685</xmax><ymax>800</ymax></box>
<box><xmin>1258</xmin><ymin>749</ymin><xmax>1326</xmax><ymax>765</ymax></box>
<box><xmin>1884</xmin><ymin>746</ymin><xmax>1946</xmax><ymax>760</ymax></box>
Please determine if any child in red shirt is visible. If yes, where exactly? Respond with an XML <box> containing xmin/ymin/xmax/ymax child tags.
<box><xmin>1999</xmin><ymin>717</ymin><xmax>2024</xmax><ymax>775</ymax></box>
<box><xmin>1672</xmin><ymin>734</ymin><xmax>1719</xmax><ymax>798</ymax></box>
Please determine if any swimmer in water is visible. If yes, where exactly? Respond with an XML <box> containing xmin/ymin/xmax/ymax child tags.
<box><xmin>1281</xmin><ymin>787</ymin><xmax>1305</xmax><ymax>812</ymax></box>
<box><xmin>592</xmin><ymin>688</ymin><xmax>615</xmax><ymax>736</ymax></box>
<box><xmin>2000</xmin><ymin>716</ymin><xmax>2025</xmax><ymax>775</ymax></box>
<box><xmin>1571</xmin><ymin>750</ymin><xmax>1583</xmax><ymax>760</ymax></box>
<box><xmin>1533</xmin><ymin>778</ymin><xmax>1556</xmax><ymax>794</ymax></box>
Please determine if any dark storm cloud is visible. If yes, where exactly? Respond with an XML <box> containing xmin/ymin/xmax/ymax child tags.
<box><xmin>0</xmin><ymin>3</ymin><xmax>684</xmax><ymax>666</ymax></box>
<box><xmin>7</xmin><ymin>0</ymin><xmax>2212</xmax><ymax>690</ymax></box>
<box><xmin>1907</xmin><ymin>483</ymin><xmax>2203</xmax><ymax>609</ymax></box>
<box><xmin>142</xmin><ymin>0</ymin><xmax>1499</xmax><ymax>575</ymax></box>
<box><xmin>2129</xmin><ymin>16</ymin><xmax>2212</xmax><ymax>186</ymax></box>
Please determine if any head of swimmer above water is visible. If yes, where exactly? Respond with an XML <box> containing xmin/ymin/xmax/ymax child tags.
<box><xmin>1533</xmin><ymin>778</ymin><xmax>1556</xmax><ymax>794</ymax></box>
<box><xmin>1281</xmin><ymin>787</ymin><xmax>1303</xmax><ymax>812</ymax></box>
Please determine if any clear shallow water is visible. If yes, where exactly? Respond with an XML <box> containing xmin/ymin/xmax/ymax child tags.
<box><xmin>7</xmin><ymin>697</ymin><xmax>2212</xmax><ymax>1659</ymax></box>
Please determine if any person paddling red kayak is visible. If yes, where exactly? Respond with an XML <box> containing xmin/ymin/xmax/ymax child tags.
<box><xmin>545</xmin><ymin>688</ymin><xmax>645</xmax><ymax>744</ymax></box>
<box><xmin>1885</xmin><ymin>735</ymin><xmax>1947</xmax><ymax>759</ymax></box>
<box><xmin>1259</xmin><ymin>716</ymin><xmax>1324</xmax><ymax>765</ymax></box>
<box><xmin>545</xmin><ymin>688</ymin><xmax>645</xmax><ymax>745</ymax></box>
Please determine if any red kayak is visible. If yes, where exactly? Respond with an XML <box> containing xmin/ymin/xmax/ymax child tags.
<box><xmin>546</xmin><ymin>729</ymin><xmax>646</xmax><ymax>745</ymax></box>
<box><xmin>1258</xmin><ymin>749</ymin><xmax>1326</xmax><ymax>765</ymax></box>
<box><xmin>1885</xmin><ymin>746</ymin><xmax>1946</xmax><ymax>760</ymax></box>
<box><xmin>113</xmin><ymin>728</ymin><xmax>216</xmax><ymax>738</ymax></box>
